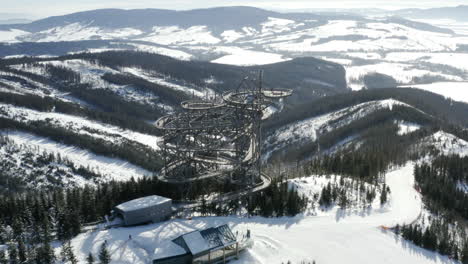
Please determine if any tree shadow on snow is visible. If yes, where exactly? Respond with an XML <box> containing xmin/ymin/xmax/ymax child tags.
<box><xmin>379</xmin><ymin>228</ymin><xmax>456</xmax><ymax>264</ymax></box>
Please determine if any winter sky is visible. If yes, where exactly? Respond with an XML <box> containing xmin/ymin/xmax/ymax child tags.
<box><xmin>2</xmin><ymin>0</ymin><xmax>467</xmax><ymax>18</ymax></box>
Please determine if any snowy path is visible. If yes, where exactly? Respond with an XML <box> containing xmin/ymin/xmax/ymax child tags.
<box><xmin>70</xmin><ymin>163</ymin><xmax>457</xmax><ymax>264</ymax></box>
<box><xmin>229</xmin><ymin>163</ymin><xmax>436</xmax><ymax>264</ymax></box>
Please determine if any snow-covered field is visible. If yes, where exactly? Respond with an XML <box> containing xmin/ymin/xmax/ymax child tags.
<box><xmin>346</xmin><ymin>62</ymin><xmax>463</xmax><ymax>90</ymax></box>
<box><xmin>138</xmin><ymin>25</ymin><xmax>221</xmax><ymax>45</ymax></box>
<box><xmin>211</xmin><ymin>48</ymin><xmax>290</xmax><ymax>66</ymax></box>
<box><xmin>399</xmin><ymin>82</ymin><xmax>468</xmax><ymax>104</ymax></box>
<box><xmin>397</xmin><ymin>121</ymin><xmax>421</xmax><ymax>135</ymax></box>
<box><xmin>0</xmin><ymin>29</ymin><xmax>29</xmax><ymax>43</ymax></box>
<box><xmin>67</xmin><ymin>163</ymin><xmax>457</xmax><ymax>264</ymax></box>
<box><xmin>18</xmin><ymin>23</ymin><xmax>143</xmax><ymax>42</ymax></box>
<box><xmin>0</xmin><ymin>103</ymin><xmax>162</xmax><ymax>150</ymax></box>
<box><xmin>1</xmin><ymin>131</ymin><xmax>152</xmax><ymax>186</ymax></box>
<box><xmin>119</xmin><ymin>67</ymin><xmax>212</xmax><ymax>97</ymax></box>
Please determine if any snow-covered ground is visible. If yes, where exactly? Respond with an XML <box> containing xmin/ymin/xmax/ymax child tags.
<box><xmin>0</xmin><ymin>103</ymin><xmax>162</xmax><ymax>150</ymax></box>
<box><xmin>1</xmin><ymin>16</ymin><xmax>468</xmax><ymax>92</ymax></box>
<box><xmin>211</xmin><ymin>48</ymin><xmax>290</xmax><ymax>66</ymax></box>
<box><xmin>0</xmin><ymin>29</ymin><xmax>29</xmax><ymax>43</ymax></box>
<box><xmin>18</xmin><ymin>23</ymin><xmax>143</xmax><ymax>42</ymax></box>
<box><xmin>138</xmin><ymin>25</ymin><xmax>221</xmax><ymax>45</ymax></box>
<box><xmin>119</xmin><ymin>67</ymin><xmax>211</xmax><ymax>97</ymax></box>
<box><xmin>67</xmin><ymin>163</ymin><xmax>457</xmax><ymax>264</ymax></box>
<box><xmin>1</xmin><ymin>131</ymin><xmax>152</xmax><ymax>186</ymax></box>
<box><xmin>265</xmin><ymin>99</ymin><xmax>424</xmax><ymax>158</ymax></box>
<box><xmin>9</xmin><ymin>59</ymin><xmax>213</xmax><ymax>107</ymax></box>
<box><xmin>125</xmin><ymin>43</ymin><xmax>193</xmax><ymax>60</ymax></box>
<box><xmin>399</xmin><ymin>82</ymin><xmax>468</xmax><ymax>104</ymax></box>
<box><xmin>0</xmin><ymin>69</ymin><xmax>94</xmax><ymax>107</ymax></box>
<box><xmin>346</xmin><ymin>62</ymin><xmax>463</xmax><ymax>90</ymax></box>
<box><xmin>397</xmin><ymin>121</ymin><xmax>421</xmax><ymax>135</ymax></box>
<box><xmin>10</xmin><ymin>60</ymin><xmax>172</xmax><ymax>107</ymax></box>
<box><xmin>419</xmin><ymin>131</ymin><xmax>468</xmax><ymax>157</ymax></box>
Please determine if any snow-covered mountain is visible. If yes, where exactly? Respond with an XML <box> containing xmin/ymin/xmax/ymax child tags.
<box><xmin>1</xmin><ymin>11</ymin><xmax>468</xmax><ymax>189</ymax></box>
<box><xmin>0</xmin><ymin>50</ymin><xmax>348</xmax><ymax>188</ymax></box>
<box><xmin>1</xmin><ymin>6</ymin><xmax>468</xmax><ymax>264</ymax></box>
<box><xmin>1</xmin><ymin>6</ymin><xmax>468</xmax><ymax>99</ymax></box>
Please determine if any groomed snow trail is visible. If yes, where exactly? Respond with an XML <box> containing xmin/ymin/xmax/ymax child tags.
<box><xmin>69</xmin><ymin>163</ymin><xmax>457</xmax><ymax>264</ymax></box>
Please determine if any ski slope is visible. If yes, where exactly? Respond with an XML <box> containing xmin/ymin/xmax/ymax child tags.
<box><xmin>67</xmin><ymin>163</ymin><xmax>456</xmax><ymax>264</ymax></box>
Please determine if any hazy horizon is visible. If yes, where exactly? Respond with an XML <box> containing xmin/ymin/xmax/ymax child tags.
<box><xmin>2</xmin><ymin>0</ymin><xmax>467</xmax><ymax>20</ymax></box>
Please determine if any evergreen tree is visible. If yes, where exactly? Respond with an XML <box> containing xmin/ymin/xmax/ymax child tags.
<box><xmin>338</xmin><ymin>189</ymin><xmax>348</xmax><ymax>209</ymax></box>
<box><xmin>380</xmin><ymin>184</ymin><xmax>388</xmax><ymax>205</ymax></box>
<box><xmin>422</xmin><ymin>229</ymin><xmax>437</xmax><ymax>251</ymax></box>
<box><xmin>98</xmin><ymin>241</ymin><xmax>110</xmax><ymax>264</ymax></box>
<box><xmin>86</xmin><ymin>252</ymin><xmax>95</xmax><ymax>264</ymax></box>
<box><xmin>462</xmin><ymin>241</ymin><xmax>468</xmax><ymax>264</ymax></box>
<box><xmin>7</xmin><ymin>243</ymin><xmax>17</xmax><ymax>264</ymax></box>
<box><xmin>17</xmin><ymin>238</ymin><xmax>27</xmax><ymax>263</ymax></box>
<box><xmin>62</xmin><ymin>241</ymin><xmax>78</xmax><ymax>264</ymax></box>
<box><xmin>319</xmin><ymin>184</ymin><xmax>331</xmax><ymax>207</ymax></box>
<box><xmin>36</xmin><ymin>216</ymin><xmax>55</xmax><ymax>264</ymax></box>
<box><xmin>0</xmin><ymin>251</ymin><xmax>6</xmax><ymax>264</ymax></box>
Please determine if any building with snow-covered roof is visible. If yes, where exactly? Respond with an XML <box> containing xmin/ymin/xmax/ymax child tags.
<box><xmin>153</xmin><ymin>224</ymin><xmax>251</xmax><ymax>264</ymax></box>
<box><xmin>113</xmin><ymin>195</ymin><xmax>172</xmax><ymax>226</ymax></box>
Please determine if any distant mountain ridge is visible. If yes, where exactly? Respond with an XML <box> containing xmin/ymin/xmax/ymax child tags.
<box><xmin>292</xmin><ymin>5</ymin><xmax>468</xmax><ymax>22</ymax></box>
<box><xmin>0</xmin><ymin>7</ymin><xmax>310</xmax><ymax>32</ymax></box>
<box><xmin>0</xmin><ymin>6</ymin><xmax>452</xmax><ymax>33</ymax></box>
<box><xmin>392</xmin><ymin>5</ymin><xmax>468</xmax><ymax>21</ymax></box>
<box><xmin>0</xmin><ymin>18</ymin><xmax>32</xmax><ymax>25</ymax></box>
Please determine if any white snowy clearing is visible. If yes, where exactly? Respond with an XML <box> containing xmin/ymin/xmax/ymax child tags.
<box><xmin>138</xmin><ymin>26</ymin><xmax>221</xmax><ymax>45</ymax></box>
<box><xmin>19</xmin><ymin>23</ymin><xmax>143</xmax><ymax>42</ymax></box>
<box><xmin>1</xmin><ymin>131</ymin><xmax>152</xmax><ymax>185</ymax></box>
<box><xmin>210</xmin><ymin>46</ymin><xmax>291</xmax><ymax>66</ymax></box>
<box><xmin>0</xmin><ymin>29</ymin><xmax>29</xmax><ymax>43</ymax></box>
<box><xmin>125</xmin><ymin>43</ymin><xmax>193</xmax><ymax>60</ymax></box>
<box><xmin>67</xmin><ymin>163</ymin><xmax>457</xmax><ymax>264</ymax></box>
<box><xmin>397</xmin><ymin>121</ymin><xmax>421</xmax><ymax>135</ymax></box>
<box><xmin>119</xmin><ymin>67</ymin><xmax>211</xmax><ymax>97</ymax></box>
<box><xmin>345</xmin><ymin>62</ymin><xmax>463</xmax><ymax>90</ymax></box>
<box><xmin>399</xmin><ymin>82</ymin><xmax>468</xmax><ymax>104</ymax></box>
<box><xmin>0</xmin><ymin>103</ymin><xmax>162</xmax><ymax>150</ymax></box>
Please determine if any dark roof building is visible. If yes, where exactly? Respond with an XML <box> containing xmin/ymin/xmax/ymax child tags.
<box><xmin>153</xmin><ymin>224</ymin><xmax>251</xmax><ymax>264</ymax></box>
